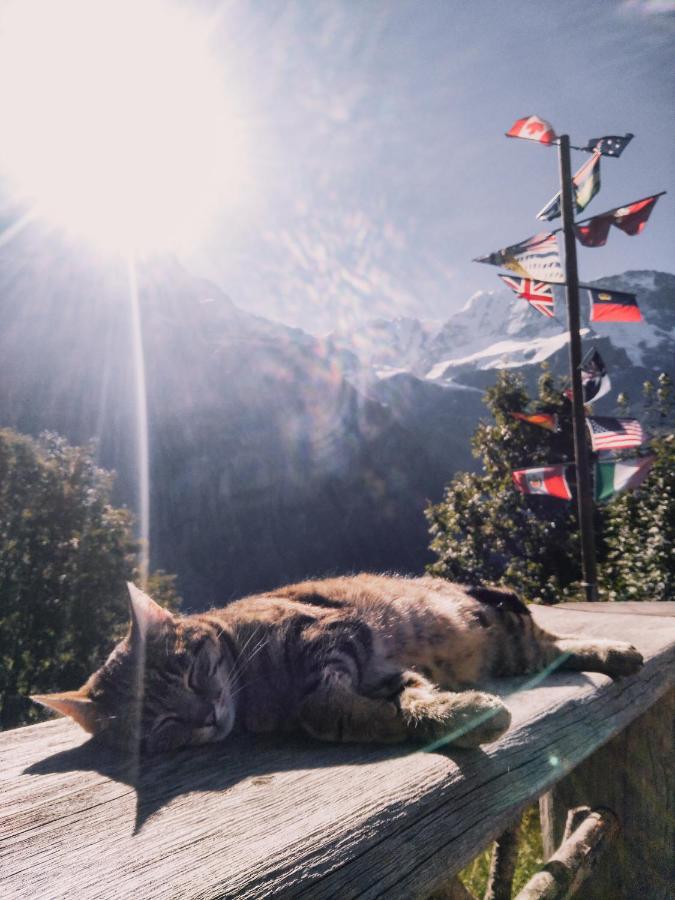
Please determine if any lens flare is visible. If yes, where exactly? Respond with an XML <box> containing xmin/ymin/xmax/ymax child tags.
<box><xmin>0</xmin><ymin>0</ymin><xmax>247</xmax><ymax>252</ymax></box>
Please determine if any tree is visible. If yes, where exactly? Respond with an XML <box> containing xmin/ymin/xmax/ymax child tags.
<box><xmin>601</xmin><ymin>374</ymin><xmax>674</xmax><ymax>601</ymax></box>
<box><xmin>0</xmin><ymin>429</ymin><xmax>180</xmax><ymax>729</ymax></box>
<box><xmin>426</xmin><ymin>368</ymin><xmax>580</xmax><ymax>604</ymax></box>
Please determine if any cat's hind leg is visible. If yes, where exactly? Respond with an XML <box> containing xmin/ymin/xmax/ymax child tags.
<box><xmin>543</xmin><ymin>636</ymin><xmax>643</xmax><ymax>679</ymax></box>
<box><xmin>298</xmin><ymin>667</ymin><xmax>511</xmax><ymax>748</ymax></box>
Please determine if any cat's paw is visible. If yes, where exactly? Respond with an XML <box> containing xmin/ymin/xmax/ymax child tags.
<box><xmin>602</xmin><ymin>642</ymin><xmax>643</xmax><ymax>678</ymax></box>
<box><xmin>403</xmin><ymin>690</ymin><xmax>511</xmax><ymax>748</ymax></box>
<box><xmin>445</xmin><ymin>692</ymin><xmax>512</xmax><ymax>748</ymax></box>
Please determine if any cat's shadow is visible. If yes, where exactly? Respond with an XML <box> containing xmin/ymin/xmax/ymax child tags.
<box><xmin>24</xmin><ymin>672</ymin><xmax>597</xmax><ymax>834</ymax></box>
<box><xmin>23</xmin><ymin>730</ymin><xmax>486</xmax><ymax>834</ymax></box>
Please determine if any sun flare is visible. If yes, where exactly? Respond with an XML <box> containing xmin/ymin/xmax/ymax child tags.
<box><xmin>0</xmin><ymin>0</ymin><xmax>246</xmax><ymax>252</ymax></box>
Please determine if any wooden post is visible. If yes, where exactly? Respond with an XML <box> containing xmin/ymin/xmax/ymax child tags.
<box><xmin>514</xmin><ymin>807</ymin><xmax>618</xmax><ymax>900</ymax></box>
<box><xmin>539</xmin><ymin>689</ymin><xmax>674</xmax><ymax>899</ymax></box>
<box><xmin>558</xmin><ymin>134</ymin><xmax>598</xmax><ymax>601</ymax></box>
<box><xmin>483</xmin><ymin>818</ymin><xmax>521</xmax><ymax>900</ymax></box>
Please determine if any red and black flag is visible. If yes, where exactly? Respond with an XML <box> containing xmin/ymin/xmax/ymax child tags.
<box><xmin>512</xmin><ymin>465</ymin><xmax>572</xmax><ymax>500</ymax></box>
<box><xmin>612</xmin><ymin>195</ymin><xmax>660</xmax><ymax>236</ymax></box>
<box><xmin>506</xmin><ymin>115</ymin><xmax>557</xmax><ymax>145</ymax></box>
<box><xmin>588</xmin><ymin>288</ymin><xmax>642</xmax><ymax>323</ymax></box>
<box><xmin>584</xmin><ymin>134</ymin><xmax>634</xmax><ymax>158</ymax></box>
<box><xmin>574</xmin><ymin>194</ymin><xmax>663</xmax><ymax>247</ymax></box>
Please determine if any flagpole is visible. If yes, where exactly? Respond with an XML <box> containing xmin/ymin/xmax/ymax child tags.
<box><xmin>558</xmin><ymin>134</ymin><xmax>598</xmax><ymax>601</ymax></box>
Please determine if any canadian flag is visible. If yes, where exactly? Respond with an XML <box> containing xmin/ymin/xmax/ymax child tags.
<box><xmin>506</xmin><ymin>115</ymin><xmax>557</xmax><ymax>145</ymax></box>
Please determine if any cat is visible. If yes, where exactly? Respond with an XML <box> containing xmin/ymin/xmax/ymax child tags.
<box><xmin>32</xmin><ymin>575</ymin><xmax>643</xmax><ymax>753</ymax></box>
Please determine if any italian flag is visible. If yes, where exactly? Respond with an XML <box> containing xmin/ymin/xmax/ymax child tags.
<box><xmin>594</xmin><ymin>456</ymin><xmax>655</xmax><ymax>502</ymax></box>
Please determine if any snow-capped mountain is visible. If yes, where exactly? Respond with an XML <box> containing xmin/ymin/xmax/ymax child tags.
<box><xmin>1</xmin><ymin>224</ymin><xmax>671</xmax><ymax>611</ymax></box>
<box><xmin>329</xmin><ymin>271</ymin><xmax>674</xmax><ymax>408</ymax></box>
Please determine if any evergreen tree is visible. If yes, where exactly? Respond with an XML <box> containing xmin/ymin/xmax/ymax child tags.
<box><xmin>0</xmin><ymin>429</ymin><xmax>180</xmax><ymax>729</ymax></box>
<box><xmin>426</xmin><ymin>368</ymin><xmax>580</xmax><ymax>603</ymax></box>
<box><xmin>601</xmin><ymin>374</ymin><xmax>673</xmax><ymax>601</ymax></box>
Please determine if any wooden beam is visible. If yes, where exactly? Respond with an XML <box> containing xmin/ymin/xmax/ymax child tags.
<box><xmin>514</xmin><ymin>807</ymin><xmax>618</xmax><ymax>899</ymax></box>
<box><xmin>540</xmin><ymin>689</ymin><xmax>674</xmax><ymax>899</ymax></box>
<box><xmin>0</xmin><ymin>604</ymin><xmax>672</xmax><ymax>899</ymax></box>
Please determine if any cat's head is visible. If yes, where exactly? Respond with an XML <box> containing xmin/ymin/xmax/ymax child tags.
<box><xmin>32</xmin><ymin>584</ymin><xmax>237</xmax><ymax>753</ymax></box>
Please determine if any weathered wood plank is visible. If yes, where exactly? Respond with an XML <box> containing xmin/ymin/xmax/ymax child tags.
<box><xmin>540</xmin><ymin>689</ymin><xmax>674</xmax><ymax>899</ymax></box>
<box><xmin>0</xmin><ymin>605</ymin><xmax>673</xmax><ymax>900</ymax></box>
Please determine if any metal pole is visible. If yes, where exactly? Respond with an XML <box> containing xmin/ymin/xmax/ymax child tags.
<box><xmin>558</xmin><ymin>134</ymin><xmax>598</xmax><ymax>601</ymax></box>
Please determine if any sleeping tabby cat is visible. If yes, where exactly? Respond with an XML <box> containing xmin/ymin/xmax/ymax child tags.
<box><xmin>33</xmin><ymin>575</ymin><xmax>643</xmax><ymax>752</ymax></box>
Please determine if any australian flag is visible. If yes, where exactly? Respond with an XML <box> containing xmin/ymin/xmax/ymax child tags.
<box><xmin>584</xmin><ymin>134</ymin><xmax>634</xmax><ymax>158</ymax></box>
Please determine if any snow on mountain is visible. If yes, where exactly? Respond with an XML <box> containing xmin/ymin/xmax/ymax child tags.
<box><xmin>425</xmin><ymin>329</ymin><xmax>590</xmax><ymax>382</ymax></box>
<box><xmin>330</xmin><ymin>270</ymin><xmax>674</xmax><ymax>386</ymax></box>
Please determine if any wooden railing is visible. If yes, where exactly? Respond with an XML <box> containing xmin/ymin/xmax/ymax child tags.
<box><xmin>1</xmin><ymin>602</ymin><xmax>673</xmax><ymax>899</ymax></box>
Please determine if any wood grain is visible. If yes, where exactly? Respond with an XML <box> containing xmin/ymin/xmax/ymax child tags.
<box><xmin>1</xmin><ymin>604</ymin><xmax>673</xmax><ymax>899</ymax></box>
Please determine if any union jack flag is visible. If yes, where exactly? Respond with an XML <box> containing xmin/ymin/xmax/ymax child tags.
<box><xmin>498</xmin><ymin>274</ymin><xmax>555</xmax><ymax>318</ymax></box>
<box><xmin>586</xmin><ymin>416</ymin><xmax>647</xmax><ymax>452</ymax></box>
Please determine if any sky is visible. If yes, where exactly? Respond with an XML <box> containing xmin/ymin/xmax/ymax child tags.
<box><xmin>1</xmin><ymin>0</ymin><xmax>674</xmax><ymax>334</ymax></box>
<box><xmin>185</xmin><ymin>0</ymin><xmax>674</xmax><ymax>332</ymax></box>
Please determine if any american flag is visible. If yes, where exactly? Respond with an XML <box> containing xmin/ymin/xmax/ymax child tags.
<box><xmin>586</xmin><ymin>416</ymin><xmax>647</xmax><ymax>452</ymax></box>
<box><xmin>498</xmin><ymin>274</ymin><xmax>555</xmax><ymax>318</ymax></box>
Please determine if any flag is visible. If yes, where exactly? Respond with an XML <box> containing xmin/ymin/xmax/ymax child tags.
<box><xmin>476</xmin><ymin>233</ymin><xmax>564</xmax><ymax>283</ymax></box>
<box><xmin>506</xmin><ymin>115</ymin><xmax>557</xmax><ymax>145</ymax></box>
<box><xmin>574</xmin><ymin>216</ymin><xmax>612</xmax><ymax>247</ymax></box>
<box><xmin>511</xmin><ymin>412</ymin><xmax>559</xmax><ymax>432</ymax></box>
<box><xmin>574</xmin><ymin>151</ymin><xmax>601</xmax><ymax>212</ymax></box>
<box><xmin>612</xmin><ymin>195</ymin><xmax>660</xmax><ymax>236</ymax></box>
<box><xmin>574</xmin><ymin>194</ymin><xmax>662</xmax><ymax>246</ymax></box>
<box><xmin>586</xmin><ymin>416</ymin><xmax>647</xmax><ymax>451</ymax></box>
<box><xmin>512</xmin><ymin>465</ymin><xmax>572</xmax><ymax>500</ymax></box>
<box><xmin>594</xmin><ymin>455</ymin><xmax>655</xmax><ymax>502</ymax></box>
<box><xmin>579</xmin><ymin>348</ymin><xmax>611</xmax><ymax>402</ymax></box>
<box><xmin>537</xmin><ymin>151</ymin><xmax>601</xmax><ymax>221</ymax></box>
<box><xmin>584</xmin><ymin>134</ymin><xmax>634</xmax><ymax>158</ymax></box>
<box><xmin>498</xmin><ymin>274</ymin><xmax>555</xmax><ymax>318</ymax></box>
<box><xmin>588</xmin><ymin>287</ymin><xmax>642</xmax><ymax>323</ymax></box>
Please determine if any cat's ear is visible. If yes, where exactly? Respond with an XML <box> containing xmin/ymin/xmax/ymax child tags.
<box><xmin>127</xmin><ymin>582</ymin><xmax>174</xmax><ymax>640</ymax></box>
<box><xmin>31</xmin><ymin>691</ymin><xmax>99</xmax><ymax>734</ymax></box>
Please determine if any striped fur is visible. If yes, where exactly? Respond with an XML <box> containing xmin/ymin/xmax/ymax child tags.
<box><xmin>34</xmin><ymin>575</ymin><xmax>643</xmax><ymax>752</ymax></box>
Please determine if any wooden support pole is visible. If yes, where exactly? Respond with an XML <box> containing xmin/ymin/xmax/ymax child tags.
<box><xmin>483</xmin><ymin>817</ymin><xmax>521</xmax><ymax>900</ymax></box>
<box><xmin>514</xmin><ymin>807</ymin><xmax>618</xmax><ymax>900</ymax></box>
<box><xmin>539</xmin><ymin>689</ymin><xmax>674</xmax><ymax>899</ymax></box>
<box><xmin>558</xmin><ymin>134</ymin><xmax>598</xmax><ymax>601</ymax></box>
<box><xmin>427</xmin><ymin>876</ymin><xmax>478</xmax><ymax>900</ymax></box>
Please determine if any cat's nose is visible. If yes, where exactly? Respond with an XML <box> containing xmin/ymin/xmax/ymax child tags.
<box><xmin>204</xmin><ymin>708</ymin><xmax>216</xmax><ymax>727</ymax></box>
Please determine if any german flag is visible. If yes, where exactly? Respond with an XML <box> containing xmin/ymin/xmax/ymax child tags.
<box><xmin>511</xmin><ymin>412</ymin><xmax>559</xmax><ymax>432</ymax></box>
<box><xmin>588</xmin><ymin>288</ymin><xmax>642</xmax><ymax>323</ymax></box>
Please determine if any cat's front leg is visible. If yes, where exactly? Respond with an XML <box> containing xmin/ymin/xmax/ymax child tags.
<box><xmin>298</xmin><ymin>668</ymin><xmax>408</xmax><ymax>744</ymax></box>
<box><xmin>397</xmin><ymin>671</ymin><xmax>511</xmax><ymax>748</ymax></box>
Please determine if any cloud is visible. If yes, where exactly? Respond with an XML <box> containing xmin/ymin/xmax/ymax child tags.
<box><xmin>619</xmin><ymin>0</ymin><xmax>675</xmax><ymax>15</ymax></box>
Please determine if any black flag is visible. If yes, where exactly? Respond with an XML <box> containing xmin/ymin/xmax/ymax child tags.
<box><xmin>584</xmin><ymin>134</ymin><xmax>633</xmax><ymax>158</ymax></box>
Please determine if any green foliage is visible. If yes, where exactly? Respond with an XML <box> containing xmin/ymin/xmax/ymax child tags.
<box><xmin>427</xmin><ymin>368</ymin><xmax>673</xmax><ymax>603</ymax></box>
<box><xmin>459</xmin><ymin>804</ymin><xmax>543</xmax><ymax>897</ymax></box>
<box><xmin>0</xmin><ymin>429</ymin><xmax>181</xmax><ymax>729</ymax></box>
<box><xmin>426</xmin><ymin>368</ymin><xmax>580</xmax><ymax>603</ymax></box>
<box><xmin>601</xmin><ymin>375</ymin><xmax>674</xmax><ymax>601</ymax></box>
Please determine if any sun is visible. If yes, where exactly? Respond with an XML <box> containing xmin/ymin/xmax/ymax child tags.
<box><xmin>0</xmin><ymin>0</ymin><xmax>246</xmax><ymax>253</ymax></box>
